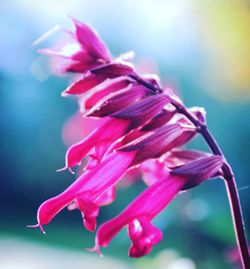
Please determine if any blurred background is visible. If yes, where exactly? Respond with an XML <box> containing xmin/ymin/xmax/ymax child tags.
<box><xmin>0</xmin><ymin>0</ymin><xmax>250</xmax><ymax>268</ymax></box>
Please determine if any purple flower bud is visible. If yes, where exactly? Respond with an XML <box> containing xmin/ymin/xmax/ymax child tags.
<box><xmin>168</xmin><ymin>149</ymin><xmax>210</xmax><ymax>167</ymax></box>
<box><xmin>112</xmin><ymin>94</ymin><xmax>171</xmax><ymax>130</ymax></box>
<box><xmin>119</xmin><ymin>123</ymin><xmax>196</xmax><ymax>165</ymax></box>
<box><xmin>140</xmin><ymin>107</ymin><xmax>176</xmax><ymax>131</ymax></box>
<box><xmin>91</xmin><ymin>62</ymin><xmax>135</xmax><ymax>77</ymax></box>
<box><xmin>171</xmin><ymin>155</ymin><xmax>224</xmax><ymax>189</ymax></box>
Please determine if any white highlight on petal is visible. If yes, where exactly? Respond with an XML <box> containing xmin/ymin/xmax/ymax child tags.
<box><xmin>60</xmin><ymin>42</ymin><xmax>81</xmax><ymax>57</ymax></box>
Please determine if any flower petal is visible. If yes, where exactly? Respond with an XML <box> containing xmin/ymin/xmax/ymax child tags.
<box><xmin>86</xmin><ymin>84</ymin><xmax>148</xmax><ymax>117</ymax></box>
<box><xmin>93</xmin><ymin>174</ymin><xmax>187</xmax><ymax>255</ymax></box>
<box><xmin>39</xmin><ymin>45</ymin><xmax>92</xmax><ymax>62</ymax></box>
<box><xmin>112</xmin><ymin>94</ymin><xmax>171</xmax><ymax>130</ymax></box>
<box><xmin>62</xmin><ymin>73</ymin><xmax>107</xmax><ymax>96</ymax></box>
<box><xmin>91</xmin><ymin>62</ymin><xmax>134</xmax><ymax>77</ymax></box>
<box><xmin>170</xmin><ymin>155</ymin><xmax>224</xmax><ymax>189</ymax></box>
<box><xmin>35</xmin><ymin>151</ymin><xmax>137</xmax><ymax>230</ymax></box>
<box><xmin>95</xmin><ymin>186</ymin><xmax>116</xmax><ymax>206</ymax></box>
<box><xmin>84</xmin><ymin>76</ymin><xmax>132</xmax><ymax>109</ymax></box>
<box><xmin>167</xmin><ymin>149</ymin><xmax>210</xmax><ymax>168</ymax></box>
<box><xmin>128</xmin><ymin>218</ymin><xmax>163</xmax><ymax>258</ymax></box>
<box><xmin>119</xmin><ymin>123</ymin><xmax>195</xmax><ymax>165</ymax></box>
<box><xmin>77</xmin><ymin>196</ymin><xmax>99</xmax><ymax>231</ymax></box>
<box><xmin>65</xmin><ymin>61</ymin><xmax>100</xmax><ymax>73</ymax></box>
<box><xmin>71</xmin><ymin>18</ymin><xmax>111</xmax><ymax>61</ymax></box>
<box><xmin>61</xmin><ymin>118</ymin><xmax>130</xmax><ymax>171</ymax></box>
<box><xmin>141</xmin><ymin>159</ymin><xmax>168</xmax><ymax>186</ymax></box>
<box><xmin>140</xmin><ymin>108</ymin><xmax>176</xmax><ymax>131</ymax></box>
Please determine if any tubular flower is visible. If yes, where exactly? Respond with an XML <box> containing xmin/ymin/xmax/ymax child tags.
<box><xmin>31</xmin><ymin>151</ymin><xmax>137</xmax><ymax>233</ymax></box>
<box><xmin>39</xmin><ymin>18</ymin><xmax>112</xmax><ymax>73</ymax></box>
<box><xmin>31</xmin><ymin>121</ymin><xmax>191</xmax><ymax>233</ymax></box>
<box><xmin>31</xmin><ymin>18</ymin><xmax>230</xmax><ymax>259</ymax></box>
<box><xmin>90</xmin><ymin>156</ymin><xmax>224</xmax><ymax>257</ymax></box>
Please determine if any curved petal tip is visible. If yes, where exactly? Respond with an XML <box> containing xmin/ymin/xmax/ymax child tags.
<box><xmin>27</xmin><ymin>224</ymin><xmax>46</xmax><ymax>234</ymax></box>
<box><xmin>86</xmin><ymin>245</ymin><xmax>103</xmax><ymax>258</ymax></box>
<box><xmin>56</xmin><ymin>166</ymin><xmax>75</xmax><ymax>174</ymax></box>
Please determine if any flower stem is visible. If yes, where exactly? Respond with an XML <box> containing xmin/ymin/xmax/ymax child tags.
<box><xmin>130</xmin><ymin>74</ymin><xmax>250</xmax><ymax>269</ymax></box>
<box><xmin>174</xmin><ymin>103</ymin><xmax>250</xmax><ymax>269</ymax></box>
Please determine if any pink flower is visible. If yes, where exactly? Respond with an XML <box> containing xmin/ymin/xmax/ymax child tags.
<box><xmin>30</xmin><ymin>121</ymin><xmax>192</xmax><ymax>234</ymax></box>
<box><xmin>32</xmin><ymin>18</ymin><xmax>232</xmax><ymax>261</ymax></box>
<box><xmin>85</xmin><ymin>84</ymin><xmax>148</xmax><ymax>118</ymax></box>
<box><xmin>83</xmin><ymin>76</ymin><xmax>132</xmax><ymax>110</ymax></box>
<box><xmin>58</xmin><ymin>117</ymin><xmax>130</xmax><ymax>173</ymax></box>
<box><xmin>60</xmin><ymin>94</ymin><xmax>172</xmax><ymax>172</ymax></box>
<box><xmin>62</xmin><ymin>112</ymin><xmax>105</xmax><ymax>146</ymax></box>
<box><xmin>90</xmin><ymin>156</ymin><xmax>224</xmax><ymax>257</ymax></box>
<box><xmin>141</xmin><ymin>159</ymin><xmax>169</xmax><ymax>186</ymax></box>
<box><xmin>39</xmin><ymin>18</ymin><xmax>111</xmax><ymax>73</ymax></box>
<box><xmin>29</xmin><ymin>151</ymin><xmax>137</xmax><ymax>233</ymax></box>
<box><xmin>62</xmin><ymin>62</ymin><xmax>134</xmax><ymax>96</ymax></box>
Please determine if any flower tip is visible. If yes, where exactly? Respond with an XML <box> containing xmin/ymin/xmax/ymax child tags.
<box><xmin>68</xmin><ymin>15</ymin><xmax>88</xmax><ymax>32</ymax></box>
<box><xmin>56</xmin><ymin>166</ymin><xmax>67</xmax><ymax>172</ymax></box>
<box><xmin>61</xmin><ymin>91</ymin><xmax>69</xmax><ymax>97</ymax></box>
<box><xmin>67</xmin><ymin>15</ymin><xmax>78</xmax><ymax>24</ymax></box>
<box><xmin>27</xmin><ymin>224</ymin><xmax>46</xmax><ymax>234</ymax></box>
<box><xmin>86</xmin><ymin>245</ymin><xmax>103</xmax><ymax>258</ymax></box>
<box><xmin>68</xmin><ymin>167</ymin><xmax>75</xmax><ymax>174</ymax></box>
<box><xmin>56</xmin><ymin>166</ymin><xmax>75</xmax><ymax>174</ymax></box>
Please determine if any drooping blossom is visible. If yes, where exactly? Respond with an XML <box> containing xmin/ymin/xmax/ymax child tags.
<box><xmin>31</xmin><ymin>18</ymin><xmax>229</xmax><ymax>259</ymax></box>
<box><xmin>30</xmin><ymin>121</ymin><xmax>193</xmax><ymax>233</ymax></box>
<box><xmin>29</xmin><ymin>151</ymin><xmax>136</xmax><ymax>233</ymax></box>
<box><xmin>60</xmin><ymin>93</ymin><xmax>172</xmax><ymax>172</ymax></box>
<box><xmin>90</xmin><ymin>156</ymin><xmax>224</xmax><ymax>257</ymax></box>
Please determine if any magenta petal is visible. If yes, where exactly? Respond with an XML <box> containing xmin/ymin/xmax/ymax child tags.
<box><xmin>128</xmin><ymin>218</ymin><xmax>163</xmax><ymax>258</ymax></box>
<box><xmin>36</xmin><ymin>194</ymin><xmax>74</xmax><ymax>227</ymax></box>
<box><xmin>91</xmin><ymin>62</ymin><xmax>135</xmax><ymax>77</ymax></box>
<box><xmin>166</xmin><ymin>127</ymin><xmax>196</xmax><ymax>150</ymax></box>
<box><xmin>119</xmin><ymin>129</ymin><xmax>147</xmax><ymax>147</ymax></box>
<box><xmin>94</xmin><ymin>174</ymin><xmax>187</xmax><ymax>254</ymax></box>
<box><xmin>112</xmin><ymin>94</ymin><xmax>171</xmax><ymax>130</ymax></box>
<box><xmin>86</xmin><ymin>85</ymin><xmax>147</xmax><ymax>117</ymax></box>
<box><xmin>167</xmin><ymin>150</ymin><xmax>210</xmax><ymax>167</ymax></box>
<box><xmin>140</xmin><ymin>108</ymin><xmax>176</xmax><ymax>131</ymax></box>
<box><xmin>39</xmin><ymin>47</ymin><xmax>92</xmax><ymax>62</ymax></box>
<box><xmin>62</xmin><ymin>73</ymin><xmax>107</xmax><ymax>96</ymax></box>
<box><xmin>141</xmin><ymin>159</ymin><xmax>169</xmax><ymax>186</ymax></box>
<box><xmin>119</xmin><ymin>123</ymin><xmax>194</xmax><ymax>165</ymax></box>
<box><xmin>62</xmin><ymin>118</ymin><xmax>130</xmax><ymax>170</ymax></box>
<box><xmin>65</xmin><ymin>61</ymin><xmax>100</xmax><ymax>73</ymax></box>
<box><xmin>35</xmin><ymin>151</ymin><xmax>137</xmax><ymax>230</ymax></box>
<box><xmin>84</xmin><ymin>76</ymin><xmax>132</xmax><ymax>109</ymax></box>
<box><xmin>77</xmin><ymin>196</ymin><xmax>99</xmax><ymax>231</ymax></box>
<box><xmin>71</xmin><ymin>18</ymin><xmax>111</xmax><ymax>61</ymax></box>
<box><xmin>170</xmin><ymin>155</ymin><xmax>224</xmax><ymax>189</ymax></box>
<box><xmin>95</xmin><ymin>186</ymin><xmax>116</xmax><ymax>206</ymax></box>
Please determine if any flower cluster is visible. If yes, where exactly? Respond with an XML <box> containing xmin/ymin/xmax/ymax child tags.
<box><xmin>30</xmin><ymin>18</ymin><xmax>225</xmax><ymax>258</ymax></box>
